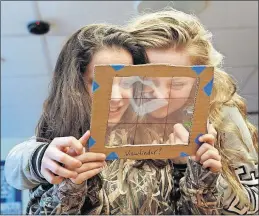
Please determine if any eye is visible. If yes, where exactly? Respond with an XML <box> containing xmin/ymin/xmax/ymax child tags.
<box><xmin>171</xmin><ymin>81</ymin><xmax>185</xmax><ymax>90</ymax></box>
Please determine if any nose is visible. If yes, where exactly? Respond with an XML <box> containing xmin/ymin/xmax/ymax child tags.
<box><xmin>153</xmin><ymin>86</ymin><xmax>169</xmax><ymax>99</ymax></box>
<box><xmin>110</xmin><ymin>84</ymin><xmax>122</xmax><ymax>106</ymax></box>
<box><xmin>111</xmin><ymin>84</ymin><xmax>122</xmax><ymax>99</ymax></box>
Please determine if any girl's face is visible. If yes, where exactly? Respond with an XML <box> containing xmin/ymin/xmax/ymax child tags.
<box><xmin>108</xmin><ymin>77</ymin><xmax>133</xmax><ymax>124</ymax></box>
<box><xmin>86</xmin><ymin>47</ymin><xmax>133</xmax><ymax>124</ymax></box>
<box><xmin>144</xmin><ymin>47</ymin><xmax>196</xmax><ymax>118</ymax></box>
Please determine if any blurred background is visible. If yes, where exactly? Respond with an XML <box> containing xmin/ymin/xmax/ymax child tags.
<box><xmin>1</xmin><ymin>1</ymin><xmax>258</xmax><ymax>214</ymax></box>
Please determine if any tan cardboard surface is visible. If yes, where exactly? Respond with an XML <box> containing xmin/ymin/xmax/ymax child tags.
<box><xmin>89</xmin><ymin>64</ymin><xmax>214</xmax><ymax>160</ymax></box>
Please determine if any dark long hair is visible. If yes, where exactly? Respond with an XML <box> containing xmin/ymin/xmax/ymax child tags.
<box><xmin>36</xmin><ymin>24</ymin><xmax>147</xmax><ymax>142</ymax></box>
<box><xmin>36</xmin><ymin>24</ymin><xmax>169</xmax><ymax>170</ymax></box>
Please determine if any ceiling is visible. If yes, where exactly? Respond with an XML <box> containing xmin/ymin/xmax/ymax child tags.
<box><xmin>1</xmin><ymin>1</ymin><xmax>258</xmax><ymax>138</ymax></box>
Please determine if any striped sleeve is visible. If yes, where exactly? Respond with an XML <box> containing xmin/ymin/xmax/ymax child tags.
<box><xmin>30</xmin><ymin>143</ymin><xmax>49</xmax><ymax>180</ymax></box>
<box><xmin>4</xmin><ymin>137</ymin><xmax>48</xmax><ymax>190</ymax></box>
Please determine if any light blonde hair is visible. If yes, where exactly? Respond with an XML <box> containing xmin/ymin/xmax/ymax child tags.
<box><xmin>127</xmin><ymin>8</ymin><xmax>258</xmax><ymax>206</ymax></box>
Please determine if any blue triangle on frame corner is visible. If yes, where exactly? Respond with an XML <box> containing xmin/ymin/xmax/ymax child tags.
<box><xmin>106</xmin><ymin>152</ymin><xmax>119</xmax><ymax>160</ymax></box>
<box><xmin>191</xmin><ymin>65</ymin><xmax>206</xmax><ymax>75</ymax></box>
<box><xmin>111</xmin><ymin>64</ymin><xmax>125</xmax><ymax>71</ymax></box>
<box><xmin>88</xmin><ymin>136</ymin><xmax>96</xmax><ymax>148</ymax></box>
<box><xmin>180</xmin><ymin>152</ymin><xmax>189</xmax><ymax>157</ymax></box>
<box><xmin>92</xmin><ymin>81</ymin><xmax>100</xmax><ymax>92</ymax></box>
<box><xmin>203</xmin><ymin>78</ymin><xmax>214</xmax><ymax>96</ymax></box>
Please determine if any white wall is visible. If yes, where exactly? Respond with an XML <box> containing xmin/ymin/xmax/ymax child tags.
<box><xmin>248</xmin><ymin>114</ymin><xmax>258</xmax><ymax>128</ymax></box>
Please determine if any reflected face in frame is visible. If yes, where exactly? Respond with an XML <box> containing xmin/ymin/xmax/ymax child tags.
<box><xmin>86</xmin><ymin>47</ymin><xmax>133</xmax><ymax>124</ymax></box>
<box><xmin>109</xmin><ymin>77</ymin><xmax>133</xmax><ymax>124</ymax></box>
<box><xmin>144</xmin><ymin>48</ymin><xmax>196</xmax><ymax>118</ymax></box>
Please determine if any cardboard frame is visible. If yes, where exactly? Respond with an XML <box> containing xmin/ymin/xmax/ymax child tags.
<box><xmin>88</xmin><ymin>64</ymin><xmax>214</xmax><ymax>160</ymax></box>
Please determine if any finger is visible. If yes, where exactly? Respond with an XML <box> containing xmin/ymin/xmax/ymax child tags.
<box><xmin>190</xmin><ymin>155</ymin><xmax>196</xmax><ymax>161</ymax></box>
<box><xmin>71</xmin><ymin>167</ymin><xmax>103</xmax><ymax>185</ymax></box>
<box><xmin>47</xmin><ymin>147</ymin><xmax>82</xmax><ymax>168</ymax></box>
<box><xmin>168</xmin><ymin>133</ymin><xmax>175</xmax><ymax>145</ymax></box>
<box><xmin>152</xmin><ymin>140</ymin><xmax>158</xmax><ymax>144</ymax></box>
<box><xmin>75</xmin><ymin>152</ymin><xmax>106</xmax><ymax>163</ymax></box>
<box><xmin>74</xmin><ymin>162</ymin><xmax>106</xmax><ymax>174</ymax></box>
<box><xmin>200</xmin><ymin>149</ymin><xmax>221</xmax><ymax>164</ymax></box>
<box><xmin>44</xmin><ymin>157</ymin><xmax>78</xmax><ymax>179</ymax></box>
<box><xmin>79</xmin><ymin>130</ymin><xmax>91</xmax><ymax>147</ymax></box>
<box><xmin>53</xmin><ymin>137</ymin><xmax>83</xmax><ymax>155</ymax></box>
<box><xmin>202</xmin><ymin>159</ymin><xmax>222</xmax><ymax>173</ymax></box>
<box><xmin>173</xmin><ymin>123</ymin><xmax>189</xmax><ymax>144</ymax></box>
<box><xmin>199</xmin><ymin>134</ymin><xmax>215</xmax><ymax>146</ymax></box>
<box><xmin>65</xmin><ymin>148</ymin><xmax>78</xmax><ymax>157</ymax></box>
<box><xmin>196</xmin><ymin>143</ymin><xmax>217</xmax><ymax>161</ymax></box>
<box><xmin>41</xmin><ymin>168</ymin><xmax>64</xmax><ymax>184</ymax></box>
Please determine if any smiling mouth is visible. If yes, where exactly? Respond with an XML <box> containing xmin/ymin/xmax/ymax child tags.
<box><xmin>109</xmin><ymin>106</ymin><xmax>123</xmax><ymax>116</ymax></box>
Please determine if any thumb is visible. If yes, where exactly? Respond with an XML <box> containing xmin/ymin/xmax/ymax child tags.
<box><xmin>79</xmin><ymin>130</ymin><xmax>91</xmax><ymax>147</ymax></box>
<box><xmin>173</xmin><ymin>123</ymin><xmax>189</xmax><ymax>144</ymax></box>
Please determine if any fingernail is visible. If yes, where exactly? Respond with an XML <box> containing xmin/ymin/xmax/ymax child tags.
<box><xmin>77</xmin><ymin>161</ymin><xmax>82</xmax><ymax>167</ymax></box>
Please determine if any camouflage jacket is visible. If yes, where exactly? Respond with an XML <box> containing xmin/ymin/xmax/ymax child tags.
<box><xmin>5</xmin><ymin>107</ymin><xmax>258</xmax><ymax>215</ymax></box>
<box><xmin>26</xmin><ymin>158</ymin><xmax>223</xmax><ymax>215</ymax></box>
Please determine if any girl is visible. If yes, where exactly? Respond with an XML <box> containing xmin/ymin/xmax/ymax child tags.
<box><xmin>6</xmin><ymin>21</ymin><xmax>222</xmax><ymax>215</ymax></box>
<box><xmin>105</xmin><ymin>76</ymin><xmax>143</xmax><ymax>147</ymax></box>
<box><xmin>5</xmin><ymin>23</ymin><xmax>147</xmax><ymax>188</ymax></box>
<box><xmin>127</xmin><ymin>9</ymin><xmax>258</xmax><ymax>215</ymax></box>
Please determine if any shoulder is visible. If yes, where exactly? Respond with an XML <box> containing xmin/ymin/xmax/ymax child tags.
<box><xmin>220</xmin><ymin>106</ymin><xmax>257</xmax><ymax>160</ymax></box>
<box><xmin>221</xmin><ymin>106</ymin><xmax>250</xmax><ymax>133</ymax></box>
<box><xmin>221</xmin><ymin>106</ymin><xmax>242</xmax><ymax>119</ymax></box>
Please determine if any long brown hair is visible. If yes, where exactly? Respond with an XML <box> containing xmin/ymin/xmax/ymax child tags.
<box><xmin>36</xmin><ymin>24</ymin><xmax>147</xmax><ymax>142</ymax></box>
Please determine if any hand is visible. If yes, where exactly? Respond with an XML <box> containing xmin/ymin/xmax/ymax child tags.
<box><xmin>194</xmin><ymin>123</ymin><xmax>222</xmax><ymax>173</ymax></box>
<box><xmin>67</xmin><ymin>152</ymin><xmax>106</xmax><ymax>185</ymax></box>
<box><xmin>169</xmin><ymin>122</ymin><xmax>222</xmax><ymax>172</ymax></box>
<box><xmin>167</xmin><ymin>123</ymin><xmax>189</xmax><ymax>145</ymax></box>
<box><xmin>41</xmin><ymin>131</ymin><xmax>89</xmax><ymax>184</ymax></box>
